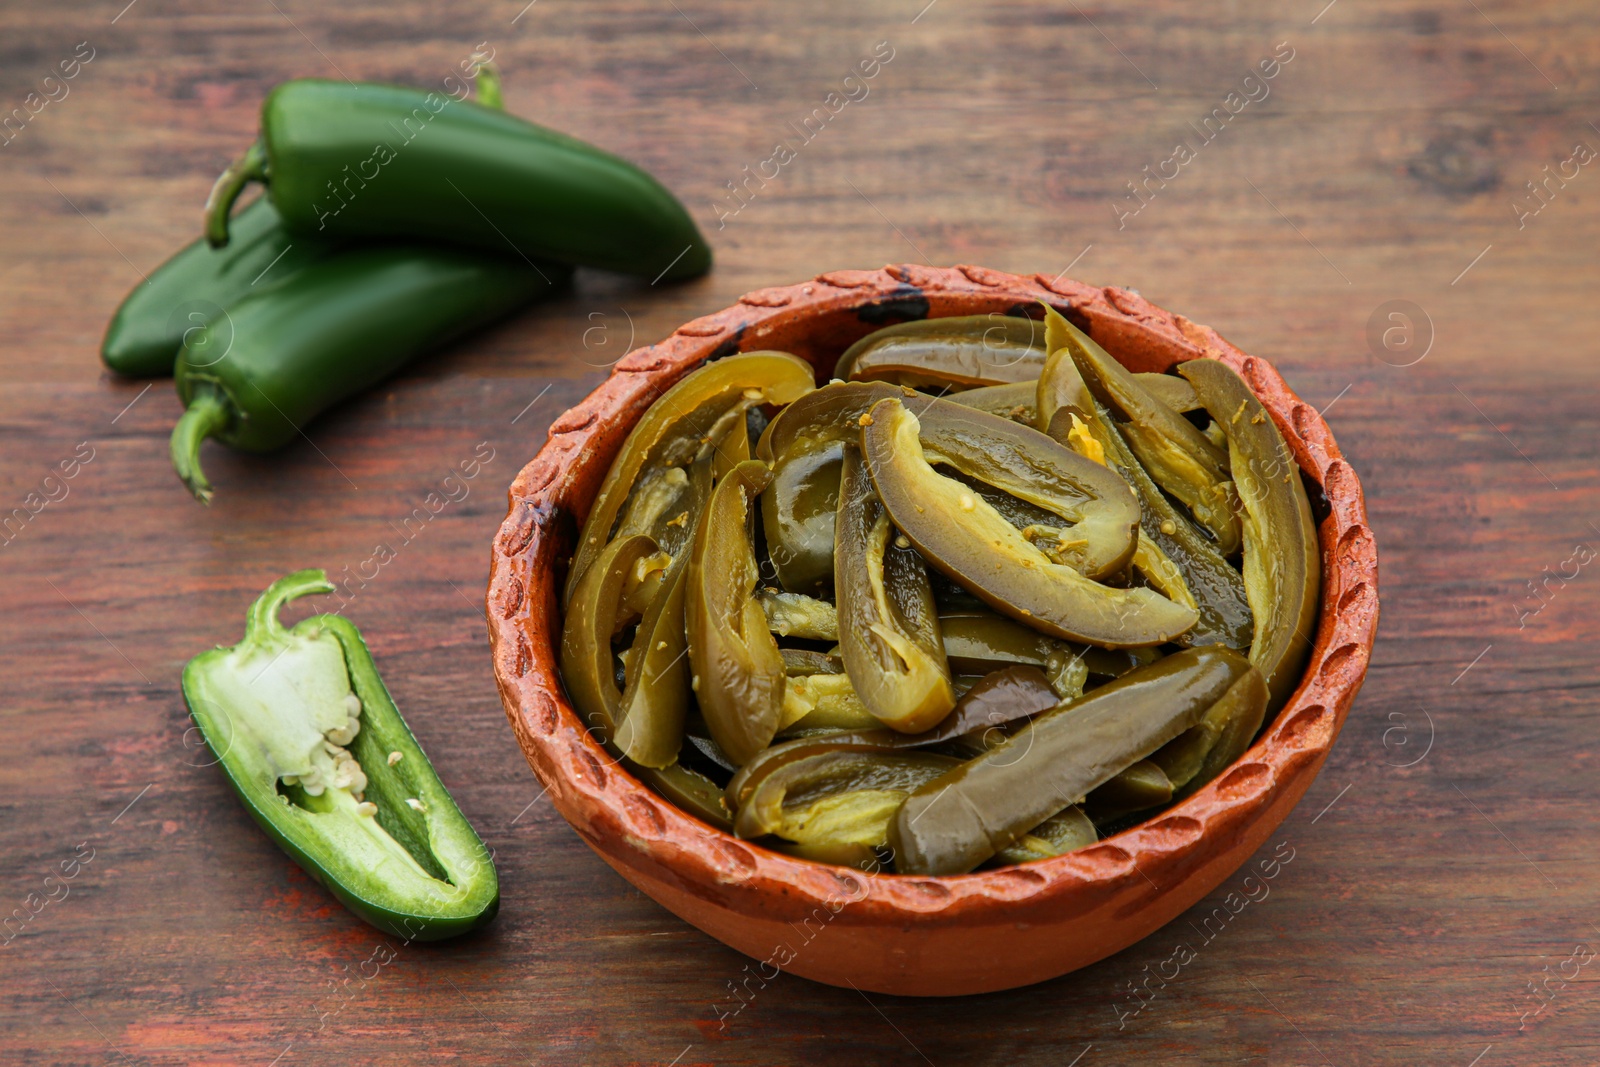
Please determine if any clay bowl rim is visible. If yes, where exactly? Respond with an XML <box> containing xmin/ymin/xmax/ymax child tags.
<box><xmin>487</xmin><ymin>263</ymin><xmax>1379</xmax><ymax>925</ymax></box>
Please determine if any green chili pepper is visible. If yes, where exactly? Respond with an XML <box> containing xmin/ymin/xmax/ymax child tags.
<box><xmin>170</xmin><ymin>246</ymin><xmax>567</xmax><ymax>502</ymax></box>
<box><xmin>1148</xmin><ymin>664</ymin><xmax>1268</xmax><ymax>799</ymax></box>
<box><xmin>835</xmin><ymin>314</ymin><xmax>1047</xmax><ymax>391</ymax></box>
<box><xmin>890</xmin><ymin>646</ymin><xmax>1252</xmax><ymax>875</ymax></box>
<box><xmin>946</xmin><ymin>379</ymin><xmax>1039</xmax><ymax>425</ymax></box>
<box><xmin>757</xmin><ymin>589</ymin><xmax>839</xmax><ymax>641</ymax></box>
<box><xmin>180</xmin><ymin>570</ymin><xmax>497</xmax><ymax>939</ymax></box>
<box><xmin>1178</xmin><ymin>358</ymin><xmax>1321</xmax><ymax>710</ymax></box>
<box><xmin>205</xmin><ymin>79</ymin><xmax>711</xmax><ymax>282</ymax></box>
<box><xmin>994</xmin><ymin>805</ymin><xmax>1098</xmax><ymax>864</ymax></box>
<box><xmin>1082</xmin><ymin>759</ymin><xmax>1173</xmax><ymax>825</ymax></box>
<box><xmin>101</xmin><ymin>198</ymin><xmax>342</xmax><ymax>378</ymax></box>
<box><xmin>834</xmin><ymin>446</ymin><xmax>956</xmax><ymax>733</ymax></box>
<box><xmin>1048</xmin><ymin>390</ymin><xmax>1255</xmax><ymax>651</ymax></box>
<box><xmin>687</xmin><ymin>460</ymin><xmax>787</xmax><ymax>765</ymax></box>
<box><xmin>861</xmin><ymin>397</ymin><xmax>1197</xmax><ymax>648</ymax></box>
<box><xmin>937</xmin><ymin>608</ymin><xmax>1157</xmax><ymax>678</ymax></box>
<box><xmin>567</xmin><ymin>351</ymin><xmax>814</xmax><ymax>605</ymax></box>
<box><xmin>733</xmin><ymin>749</ymin><xmax>960</xmax><ymax>849</ymax></box>
<box><xmin>1045</xmin><ymin>307</ymin><xmax>1242</xmax><ymax>555</ymax></box>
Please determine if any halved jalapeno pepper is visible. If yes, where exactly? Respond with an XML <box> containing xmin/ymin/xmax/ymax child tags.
<box><xmin>733</xmin><ymin>749</ymin><xmax>960</xmax><ymax>848</ymax></box>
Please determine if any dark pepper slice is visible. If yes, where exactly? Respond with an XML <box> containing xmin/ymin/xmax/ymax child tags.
<box><xmin>835</xmin><ymin>314</ymin><xmax>1048</xmax><ymax>391</ymax></box>
<box><xmin>169</xmin><ymin>246</ymin><xmax>568</xmax><ymax>503</ymax></box>
<box><xmin>733</xmin><ymin>749</ymin><xmax>960</xmax><ymax>848</ymax></box>
<box><xmin>205</xmin><ymin>79</ymin><xmax>711</xmax><ymax>282</ymax></box>
<box><xmin>889</xmin><ymin>646</ymin><xmax>1252</xmax><ymax>875</ymax></box>
<box><xmin>181</xmin><ymin>571</ymin><xmax>497</xmax><ymax>939</ymax></box>
<box><xmin>567</xmin><ymin>351</ymin><xmax>815</xmax><ymax>605</ymax></box>
<box><xmin>1045</xmin><ymin>306</ymin><xmax>1242</xmax><ymax>554</ymax></box>
<box><xmin>834</xmin><ymin>447</ymin><xmax>956</xmax><ymax>733</ymax></box>
<box><xmin>687</xmin><ymin>461</ymin><xmax>786</xmax><ymax>765</ymax></box>
<box><xmin>994</xmin><ymin>805</ymin><xmax>1098</xmax><ymax>864</ymax></box>
<box><xmin>939</xmin><ymin>608</ymin><xmax>1158</xmax><ymax>678</ymax></box>
<box><xmin>1178</xmin><ymin>358</ymin><xmax>1321</xmax><ymax>710</ymax></box>
<box><xmin>861</xmin><ymin>397</ymin><xmax>1198</xmax><ymax>648</ymax></box>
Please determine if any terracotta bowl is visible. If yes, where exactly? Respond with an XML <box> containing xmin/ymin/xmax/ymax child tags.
<box><xmin>487</xmin><ymin>265</ymin><xmax>1378</xmax><ymax>997</ymax></box>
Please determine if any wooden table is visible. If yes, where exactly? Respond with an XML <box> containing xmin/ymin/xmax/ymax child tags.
<box><xmin>4</xmin><ymin>0</ymin><xmax>1597</xmax><ymax>1063</ymax></box>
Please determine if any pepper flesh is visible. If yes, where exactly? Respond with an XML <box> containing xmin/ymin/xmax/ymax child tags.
<box><xmin>734</xmin><ymin>749</ymin><xmax>960</xmax><ymax>847</ymax></box>
<box><xmin>1045</xmin><ymin>306</ymin><xmax>1242</xmax><ymax>554</ymax></box>
<box><xmin>890</xmin><ymin>646</ymin><xmax>1252</xmax><ymax>875</ymax></box>
<box><xmin>835</xmin><ymin>314</ymin><xmax>1047</xmax><ymax>390</ymax></box>
<box><xmin>181</xmin><ymin>570</ymin><xmax>497</xmax><ymax>939</ymax></box>
<box><xmin>1178</xmin><ymin>358</ymin><xmax>1321</xmax><ymax>709</ymax></box>
<box><xmin>170</xmin><ymin>246</ymin><xmax>567</xmax><ymax>502</ymax></box>
<box><xmin>567</xmin><ymin>351</ymin><xmax>815</xmax><ymax>605</ymax></box>
<box><xmin>207</xmin><ymin>79</ymin><xmax>711</xmax><ymax>282</ymax></box>
<box><xmin>834</xmin><ymin>447</ymin><xmax>956</xmax><ymax>733</ymax></box>
<box><xmin>861</xmin><ymin>398</ymin><xmax>1198</xmax><ymax>648</ymax></box>
<box><xmin>686</xmin><ymin>461</ymin><xmax>787</xmax><ymax>765</ymax></box>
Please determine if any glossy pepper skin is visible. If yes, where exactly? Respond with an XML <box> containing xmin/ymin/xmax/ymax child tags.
<box><xmin>181</xmin><ymin>571</ymin><xmax>497</xmax><ymax>940</ymax></box>
<box><xmin>169</xmin><ymin>247</ymin><xmax>568</xmax><ymax>502</ymax></box>
<box><xmin>835</xmin><ymin>314</ymin><xmax>1047</xmax><ymax>391</ymax></box>
<box><xmin>566</xmin><ymin>351</ymin><xmax>815</xmax><ymax>606</ymax></box>
<box><xmin>1178</xmin><ymin>358</ymin><xmax>1321</xmax><ymax>710</ymax></box>
<box><xmin>205</xmin><ymin>80</ymin><xmax>711</xmax><ymax>282</ymax></box>
<box><xmin>834</xmin><ymin>446</ymin><xmax>956</xmax><ymax>733</ymax></box>
<box><xmin>686</xmin><ymin>460</ymin><xmax>787</xmax><ymax>765</ymax></box>
<box><xmin>890</xmin><ymin>646</ymin><xmax>1253</xmax><ymax>875</ymax></box>
<box><xmin>101</xmin><ymin>197</ymin><xmax>341</xmax><ymax>378</ymax></box>
<box><xmin>861</xmin><ymin>397</ymin><xmax>1198</xmax><ymax>648</ymax></box>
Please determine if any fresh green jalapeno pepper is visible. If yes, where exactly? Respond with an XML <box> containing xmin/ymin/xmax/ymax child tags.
<box><xmin>1045</xmin><ymin>366</ymin><xmax>1255</xmax><ymax>650</ymax></box>
<box><xmin>170</xmin><ymin>246</ymin><xmax>568</xmax><ymax>502</ymax></box>
<box><xmin>1148</xmin><ymin>664</ymin><xmax>1268</xmax><ymax>799</ymax></box>
<box><xmin>687</xmin><ymin>460</ymin><xmax>787</xmax><ymax>765</ymax></box>
<box><xmin>835</xmin><ymin>314</ymin><xmax>1047</xmax><ymax>391</ymax></box>
<box><xmin>205</xmin><ymin>79</ymin><xmax>711</xmax><ymax>282</ymax></box>
<box><xmin>1044</xmin><ymin>306</ymin><xmax>1242</xmax><ymax>554</ymax></box>
<box><xmin>994</xmin><ymin>805</ymin><xmax>1098</xmax><ymax>864</ymax></box>
<box><xmin>568</xmin><ymin>351</ymin><xmax>814</xmax><ymax>605</ymax></box>
<box><xmin>834</xmin><ymin>446</ymin><xmax>956</xmax><ymax>733</ymax></box>
<box><xmin>947</xmin><ymin>380</ymin><xmax>1039</xmax><ymax>425</ymax></box>
<box><xmin>102</xmin><ymin>198</ymin><xmax>344</xmax><ymax>378</ymax></box>
<box><xmin>861</xmin><ymin>398</ymin><xmax>1197</xmax><ymax>648</ymax></box>
<box><xmin>890</xmin><ymin>646</ymin><xmax>1252</xmax><ymax>875</ymax></box>
<box><xmin>181</xmin><ymin>571</ymin><xmax>497</xmax><ymax>939</ymax></box>
<box><xmin>1178</xmin><ymin>358</ymin><xmax>1321</xmax><ymax>710</ymax></box>
<box><xmin>733</xmin><ymin>749</ymin><xmax>960</xmax><ymax>848</ymax></box>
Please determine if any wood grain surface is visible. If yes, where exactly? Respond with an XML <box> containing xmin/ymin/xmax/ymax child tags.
<box><xmin>2</xmin><ymin>0</ymin><xmax>1597</xmax><ymax>1064</ymax></box>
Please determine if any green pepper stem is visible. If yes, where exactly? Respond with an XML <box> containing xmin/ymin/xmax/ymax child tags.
<box><xmin>204</xmin><ymin>140</ymin><xmax>268</xmax><ymax>249</ymax></box>
<box><xmin>247</xmin><ymin>569</ymin><xmax>336</xmax><ymax>642</ymax></box>
<box><xmin>169</xmin><ymin>387</ymin><xmax>233</xmax><ymax>504</ymax></box>
<box><xmin>475</xmin><ymin>64</ymin><xmax>503</xmax><ymax>109</ymax></box>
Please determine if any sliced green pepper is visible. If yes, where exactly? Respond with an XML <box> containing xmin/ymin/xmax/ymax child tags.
<box><xmin>1045</xmin><ymin>306</ymin><xmax>1241</xmax><ymax>554</ymax></box>
<box><xmin>567</xmin><ymin>351</ymin><xmax>815</xmax><ymax>605</ymax></box>
<box><xmin>757</xmin><ymin>589</ymin><xmax>839</xmax><ymax>641</ymax></box>
<box><xmin>779</xmin><ymin>672</ymin><xmax>881</xmax><ymax>734</ymax></box>
<box><xmin>1046</xmin><ymin>375</ymin><xmax>1254</xmax><ymax>651</ymax></box>
<box><xmin>1134</xmin><ymin>372</ymin><xmax>1202</xmax><ymax>413</ymax></box>
<box><xmin>181</xmin><ymin>571</ymin><xmax>497</xmax><ymax>939</ymax></box>
<box><xmin>938</xmin><ymin>608</ymin><xmax>1157</xmax><ymax>678</ymax></box>
<box><xmin>994</xmin><ymin>805</ymin><xmax>1098</xmax><ymax>864</ymax></box>
<box><xmin>947</xmin><ymin>380</ymin><xmax>1039</xmax><ymax>425</ymax></box>
<box><xmin>890</xmin><ymin>646</ymin><xmax>1252</xmax><ymax>875</ymax></box>
<box><xmin>834</xmin><ymin>447</ymin><xmax>956</xmax><ymax>733</ymax></box>
<box><xmin>733</xmin><ymin>749</ymin><xmax>960</xmax><ymax>848</ymax></box>
<box><xmin>206</xmin><ymin>79</ymin><xmax>711</xmax><ymax>282</ymax></box>
<box><xmin>861</xmin><ymin>398</ymin><xmax>1197</xmax><ymax>648</ymax></box>
<box><xmin>687</xmin><ymin>461</ymin><xmax>786</xmax><ymax>765</ymax></box>
<box><xmin>1178</xmin><ymin>358</ymin><xmax>1321</xmax><ymax>709</ymax></box>
<box><xmin>1149</xmin><ymin>664</ymin><xmax>1269</xmax><ymax>799</ymax></box>
<box><xmin>835</xmin><ymin>314</ymin><xmax>1047</xmax><ymax>391</ymax></box>
<box><xmin>1082</xmin><ymin>759</ymin><xmax>1173</xmax><ymax>825</ymax></box>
